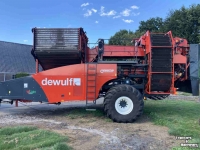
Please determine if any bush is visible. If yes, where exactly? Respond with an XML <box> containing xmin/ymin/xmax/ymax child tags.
<box><xmin>15</xmin><ymin>72</ymin><xmax>30</xmax><ymax>78</ymax></box>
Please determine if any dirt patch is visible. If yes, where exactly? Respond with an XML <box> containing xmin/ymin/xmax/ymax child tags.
<box><xmin>0</xmin><ymin>106</ymin><xmax>181</xmax><ymax>150</ymax></box>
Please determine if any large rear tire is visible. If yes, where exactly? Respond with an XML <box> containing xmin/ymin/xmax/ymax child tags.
<box><xmin>103</xmin><ymin>84</ymin><xmax>144</xmax><ymax>123</ymax></box>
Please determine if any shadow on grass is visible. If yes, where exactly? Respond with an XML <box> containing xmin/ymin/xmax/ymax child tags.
<box><xmin>62</xmin><ymin>107</ymin><xmax>115</xmax><ymax>123</ymax></box>
<box><xmin>38</xmin><ymin>104</ymin><xmax>149</xmax><ymax>123</ymax></box>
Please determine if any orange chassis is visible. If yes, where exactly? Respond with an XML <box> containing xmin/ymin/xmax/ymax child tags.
<box><xmin>0</xmin><ymin>30</ymin><xmax>190</xmax><ymax>123</ymax></box>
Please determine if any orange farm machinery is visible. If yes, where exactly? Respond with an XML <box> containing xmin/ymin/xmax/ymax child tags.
<box><xmin>0</xmin><ymin>28</ymin><xmax>199</xmax><ymax>123</ymax></box>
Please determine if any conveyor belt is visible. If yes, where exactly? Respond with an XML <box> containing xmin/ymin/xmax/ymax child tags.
<box><xmin>150</xmin><ymin>34</ymin><xmax>173</xmax><ymax>92</ymax></box>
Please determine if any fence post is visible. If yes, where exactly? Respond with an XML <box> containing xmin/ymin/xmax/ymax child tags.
<box><xmin>199</xmin><ymin>82</ymin><xmax>200</xmax><ymax>102</ymax></box>
<box><xmin>3</xmin><ymin>73</ymin><xmax>5</xmax><ymax>81</ymax></box>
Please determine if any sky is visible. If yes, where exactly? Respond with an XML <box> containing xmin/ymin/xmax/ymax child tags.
<box><xmin>0</xmin><ymin>0</ymin><xmax>199</xmax><ymax>45</ymax></box>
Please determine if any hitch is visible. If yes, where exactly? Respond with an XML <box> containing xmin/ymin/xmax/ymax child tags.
<box><xmin>49</xmin><ymin>102</ymin><xmax>61</xmax><ymax>105</ymax></box>
<box><xmin>0</xmin><ymin>99</ymin><xmax>13</xmax><ymax>105</ymax></box>
<box><xmin>56</xmin><ymin>102</ymin><xmax>61</xmax><ymax>105</ymax></box>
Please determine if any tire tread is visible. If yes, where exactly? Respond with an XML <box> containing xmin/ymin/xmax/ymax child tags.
<box><xmin>103</xmin><ymin>84</ymin><xmax>144</xmax><ymax>123</ymax></box>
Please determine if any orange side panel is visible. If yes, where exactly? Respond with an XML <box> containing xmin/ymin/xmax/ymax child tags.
<box><xmin>87</xmin><ymin>47</ymin><xmax>98</xmax><ymax>62</ymax></box>
<box><xmin>32</xmin><ymin>64</ymin><xmax>117</xmax><ymax>103</ymax></box>
<box><xmin>87</xmin><ymin>45</ymin><xmax>145</xmax><ymax>60</ymax></box>
<box><xmin>103</xmin><ymin>45</ymin><xmax>145</xmax><ymax>57</ymax></box>
<box><xmin>95</xmin><ymin>64</ymin><xmax>117</xmax><ymax>98</ymax></box>
<box><xmin>174</xmin><ymin>54</ymin><xmax>187</xmax><ymax>64</ymax></box>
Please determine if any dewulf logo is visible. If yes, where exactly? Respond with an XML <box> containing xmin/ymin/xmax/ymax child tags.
<box><xmin>100</xmin><ymin>69</ymin><xmax>114</xmax><ymax>73</ymax></box>
<box><xmin>42</xmin><ymin>78</ymin><xmax>81</xmax><ymax>86</ymax></box>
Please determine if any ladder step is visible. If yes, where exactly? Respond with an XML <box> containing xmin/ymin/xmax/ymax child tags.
<box><xmin>86</xmin><ymin>64</ymin><xmax>97</xmax><ymax>106</ymax></box>
<box><xmin>87</xmin><ymin>92</ymin><xmax>96</xmax><ymax>94</ymax></box>
<box><xmin>87</xmin><ymin>95</ymin><xmax>96</xmax><ymax>97</ymax></box>
<box><xmin>86</xmin><ymin>109</ymin><xmax>96</xmax><ymax>111</ymax></box>
<box><xmin>87</xmin><ymin>97</ymin><xmax>96</xmax><ymax>99</ymax></box>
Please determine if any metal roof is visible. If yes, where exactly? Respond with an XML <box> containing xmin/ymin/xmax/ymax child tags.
<box><xmin>0</xmin><ymin>41</ymin><xmax>41</xmax><ymax>73</ymax></box>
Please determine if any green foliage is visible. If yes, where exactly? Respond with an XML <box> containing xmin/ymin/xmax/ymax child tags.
<box><xmin>0</xmin><ymin>126</ymin><xmax>71</xmax><ymax>150</ymax></box>
<box><xmin>109</xmin><ymin>4</ymin><xmax>200</xmax><ymax>45</ymax></box>
<box><xmin>41</xmin><ymin>143</ymin><xmax>72</xmax><ymax>150</ymax></box>
<box><xmin>108</xmin><ymin>29</ymin><xmax>143</xmax><ymax>46</ymax></box>
<box><xmin>144</xmin><ymin>100</ymin><xmax>200</xmax><ymax>149</ymax></box>
<box><xmin>52</xmin><ymin>143</ymin><xmax>72</xmax><ymax>150</ymax></box>
<box><xmin>137</xmin><ymin>17</ymin><xmax>166</xmax><ymax>33</ymax></box>
<box><xmin>165</xmin><ymin>4</ymin><xmax>200</xmax><ymax>44</ymax></box>
<box><xmin>15</xmin><ymin>72</ymin><xmax>30</xmax><ymax>78</ymax></box>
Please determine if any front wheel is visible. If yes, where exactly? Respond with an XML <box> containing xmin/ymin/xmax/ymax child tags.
<box><xmin>103</xmin><ymin>84</ymin><xmax>144</xmax><ymax>123</ymax></box>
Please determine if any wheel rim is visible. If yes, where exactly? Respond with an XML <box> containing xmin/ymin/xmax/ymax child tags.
<box><xmin>115</xmin><ymin>96</ymin><xmax>134</xmax><ymax>115</ymax></box>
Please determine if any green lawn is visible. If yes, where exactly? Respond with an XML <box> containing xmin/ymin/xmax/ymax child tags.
<box><xmin>0</xmin><ymin>126</ymin><xmax>71</xmax><ymax>150</ymax></box>
<box><xmin>144</xmin><ymin>100</ymin><xmax>200</xmax><ymax>150</ymax></box>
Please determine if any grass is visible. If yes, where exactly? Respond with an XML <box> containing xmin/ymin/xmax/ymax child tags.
<box><xmin>64</xmin><ymin>100</ymin><xmax>200</xmax><ymax>149</ymax></box>
<box><xmin>178</xmin><ymin>92</ymin><xmax>192</xmax><ymax>96</ymax></box>
<box><xmin>66</xmin><ymin>108</ymin><xmax>112</xmax><ymax>122</ymax></box>
<box><xmin>144</xmin><ymin>100</ymin><xmax>200</xmax><ymax>150</ymax></box>
<box><xmin>0</xmin><ymin>126</ymin><xmax>72</xmax><ymax>150</ymax></box>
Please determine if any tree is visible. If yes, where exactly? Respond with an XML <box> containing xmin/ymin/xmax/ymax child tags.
<box><xmin>15</xmin><ymin>72</ymin><xmax>30</xmax><ymax>78</ymax></box>
<box><xmin>108</xmin><ymin>30</ymin><xmax>142</xmax><ymax>46</ymax></box>
<box><xmin>164</xmin><ymin>4</ymin><xmax>200</xmax><ymax>43</ymax></box>
<box><xmin>137</xmin><ymin>17</ymin><xmax>166</xmax><ymax>33</ymax></box>
<box><xmin>108</xmin><ymin>18</ymin><xmax>166</xmax><ymax>46</ymax></box>
<box><xmin>109</xmin><ymin>4</ymin><xmax>200</xmax><ymax>45</ymax></box>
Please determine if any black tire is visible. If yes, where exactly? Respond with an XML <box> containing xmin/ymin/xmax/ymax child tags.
<box><xmin>103</xmin><ymin>84</ymin><xmax>144</xmax><ymax>123</ymax></box>
<box><xmin>148</xmin><ymin>95</ymin><xmax>169</xmax><ymax>100</ymax></box>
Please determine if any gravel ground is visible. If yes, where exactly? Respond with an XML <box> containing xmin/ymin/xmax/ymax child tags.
<box><xmin>168</xmin><ymin>95</ymin><xmax>199</xmax><ymax>101</ymax></box>
<box><xmin>0</xmin><ymin>109</ymin><xmax>180</xmax><ymax>150</ymax></box>
<box><xmin>0</xmin><ymin>95</ymin><xmax>199</xmax><ymax>150</ymax></box>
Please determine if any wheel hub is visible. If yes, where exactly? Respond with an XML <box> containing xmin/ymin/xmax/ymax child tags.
<box><xmin>115</xmin><ymin>96</ymin><xmax>134</xmax><ymax>115</ymax></box>
<box><xmin>119</xmin><ymin>99</ymin><xmax>127</xmax><ymax>108</ymax></box>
